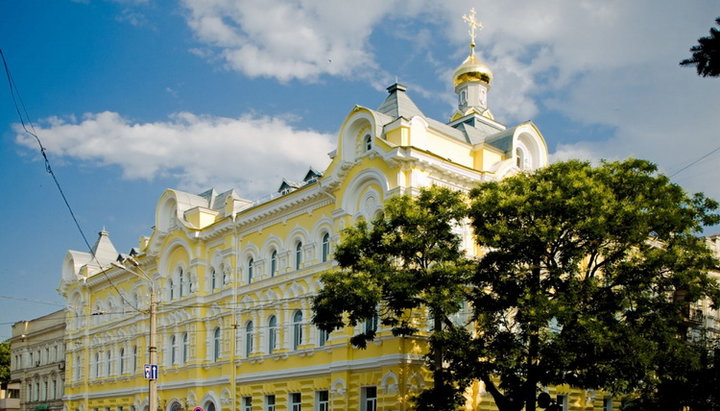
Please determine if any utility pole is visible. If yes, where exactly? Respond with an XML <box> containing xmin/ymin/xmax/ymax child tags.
<box><xmin>112</xmin><ymin>259</ymin><xmax>158</xmax><ymax>411</ymax></box>
<box><xmin>149</xmin><ymin>287</ymin><xmax>157</xmax><ymax>411</ymax></box>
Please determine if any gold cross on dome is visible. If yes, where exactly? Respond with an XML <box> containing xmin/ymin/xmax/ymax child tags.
<box><xmin>462</xmin><ymin>8</ymin><xmax>483</xmax><ymax>48</ymax></box>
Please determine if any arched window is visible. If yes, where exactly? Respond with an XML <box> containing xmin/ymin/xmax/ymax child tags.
<box><xmin>182</xmin><ymin>332</ymin><xmax>189</xmax><ymax>363</ymax></box>
<box><xmin>245</xmin><ymin>321</ymin><xmax>254</xmax><ymax>357</ymax></box>
<box><xmin>171</xmin><ymin>335</ymin><xmax>177</xmax><ymax>364</ymax></box>
<box><xmin>205</xmin><ymin>403</ymin><xmax>216</xmax><ymax>411</ymax></box>
<box><xmin>321</xmin><ymin>233</ymin><xmax>330</xmax><ymax>262</ymax></box>
<box><xmin>247</xmin><ymin>257</ymin><xmax>254</xmax><ymax>283</ymax></box>
<box><xmin>515</xmin><ymin>147</ymin><xmax>525</xmax><ymax>169</ymax></box>
<box><xmin>364</xmin><ymin>134</ymin><xmax>372</xmax><ymax>152</ymax></box>
<box><xmin>178</xmin><ymin>268</ymin><xmax>184</xmax><ymax>298</ymax></box>
<box><xmin>94</xmin><ymin>352</ymin><xmax>99</xmax><ymax>378</ymax></box>
<box><xmin>270</xmin><ymin>250</ymin><xmax>277</xmax><ymax>277</ymax></box>
<box><xmin>268</xmin><ymin>316</ymin><xmax>277</xmax><ymax>354</ymax></box>
<box><xmin>132</xmin><ymin>345</ymin><xmax>137</xmax><ymax>372</ymax></box>
<box><xmin>292</xmin><ymin>310</ymin><xmax>303</xmax><ymax>350</ymax></box>
<box><xmin>295</xmin><ymin>242</ymin><xmax>303</xmax><ymax>270</ymax></box>
<box><xmin>170</xmin><ymin>402</ymin><xmax>182</xmax><ymax>411</ymax></box>
<box><xmin>169</xmin><ymin>279</ymin><xmax>174</xmax><ymax>300</ymax></box>
<box><xmin>213</xmin><ymin>327</ymin><xmax>221</xmax><ymax>362</ymax></box>
<box><xmin>210</xmin><ymin>267</ymin><xmax>217</xmax><ymax>290</ymax></box>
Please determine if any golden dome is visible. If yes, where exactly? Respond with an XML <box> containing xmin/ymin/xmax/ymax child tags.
<box><xmin>453</xmin><ymin>53</ymin><xmax>493</xmax><ymax>87</ymax></box>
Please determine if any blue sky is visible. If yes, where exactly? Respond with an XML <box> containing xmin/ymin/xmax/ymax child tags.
<box><xmin>1</xmin><ymin>0</ymin><xmax>718</xmax><ymax>339</ymax></box>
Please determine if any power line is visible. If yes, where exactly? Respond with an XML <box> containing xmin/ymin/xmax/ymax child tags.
<box><xmin>670</xmin><ymin>143</ymin><xmax>720</xmax><ymax>178</ymax></box>
<box><xmin>0</xmin><ymin>295</ymin><xmax>65</xmax><ymax>307</ymax></box>
<box><xmin>0</xmin><ymin>48</ymin><xmax>138</xmax><ymax>313</ymax></box>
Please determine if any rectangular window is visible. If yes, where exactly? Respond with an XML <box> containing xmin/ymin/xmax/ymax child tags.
<box><xmin>265</xmin><ymin>394</ymin><xmax>276</xmax><ymax>411</ymax></box>
<box><xmin>242</xmin><ymin>397</ymin><xmax>252</xmax><ymax>411</ymax></box>
<box><xmin>603</xmin><ymin>397</ymin><xmax>613</xmax><ymax>411</ymax></box>
<box><xmin>556</xmin><ymin>394</ymin><xmax>568</xmax><ymax>411</ymax></box>
<box><xmin>361</xmin><ymin>386</ymin><xmax>377</xmax><ymax>411</ymax></box>
<box><xmin>315</xmin><ymin>390</ymin><xmax>329</xmax><ymax>411</ymax></box>
<box><xmin>290</xmin><ymin>392</ymin><xmax>301</xmax><ymax>411</ymax></box>
<box><xmin>318</xmin><ymin>329</ymin><xmax>329</xmax><ymax>347</ymax></box>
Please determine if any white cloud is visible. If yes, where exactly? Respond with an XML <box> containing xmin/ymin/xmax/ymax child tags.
<box><xmin>431</xmin><ymin>0</ymin><xmax>720</xmax><ymax>202</ymax></box>
<box><xmin>180</xmin><ymin>0</ymin><xmax>409</xmax><ymax>82</ymax></box>
<box><xmin>14</xmin><ymin>112</ymin><xmax>335</xmax><ymax>199</ymax></box>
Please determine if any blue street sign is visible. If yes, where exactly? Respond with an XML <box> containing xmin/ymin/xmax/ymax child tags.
<box><xmin>144</xmin><ymin>364</ymin><xmax>159</xmax><ymax>380</ymax></box>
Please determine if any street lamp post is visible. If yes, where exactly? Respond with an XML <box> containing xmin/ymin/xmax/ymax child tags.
<box><xmin>112</xmin><ymin>258</ymin><xmax>157</xmax><ymax>411</ymax></box>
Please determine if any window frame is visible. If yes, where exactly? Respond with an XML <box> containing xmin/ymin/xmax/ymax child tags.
<box><xmin>292</xmin><ymin>310</ymin><xmax>303</xmax><ymax>350</ymax></box>
<box><xmin>245</xmin><ymin>321</ymin><xmax>254</xmax><ymax>357</ymax></box>
<box><xmin>295</xmin><ymin>241</ymin><xmax>303</xmax><ymax>270</ymax></box>
<box><xmin>268</xmin><ymin>315</ymin><xmax>278</xmax><ymax>354</ymax></box>
<box><xmin>270</xmin><ymin>250</ymin><xmax>278</xmax><ymax>277</ymax></box>
<box><xmin>213</xmin><ymin>327</ymin><xmax>221</xmax><ymax>362</ymax></box>
<box><xmin>321</xmin><ymin>233</ymin><xmax>330</xmax><ymax>262</ymax></box>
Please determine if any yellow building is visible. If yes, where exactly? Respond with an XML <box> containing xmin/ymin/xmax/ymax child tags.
<box><xmin>57</xmin><ymin>19</ymin><xmax>556</xmax><ymax>411</ymax></box>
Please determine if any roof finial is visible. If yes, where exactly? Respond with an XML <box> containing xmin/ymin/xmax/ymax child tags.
<box><xmin>462</xmin><ymin>8</ymin><xmax>483</xmax><ymax>57</ymax></box>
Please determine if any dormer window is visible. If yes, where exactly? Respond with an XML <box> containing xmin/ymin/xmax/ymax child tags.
<box><xmin>363</xmin><ymin>134</ymin><xmax>372</xmax><ymax>152</ymax></box>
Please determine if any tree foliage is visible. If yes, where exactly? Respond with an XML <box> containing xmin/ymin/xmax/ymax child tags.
<box><xmin>680</xmin><ymin>17</ymin><xmax>720</xmax><ymax>77</ymax></box>
<box><xmin>312</xmin><ymin>159</ymin><xmax>720</xmax><ymax>411</ymax></box>
<box><xmin>450</xmin><ymin>159</ymin><xmax>720</xmax><ymax>411</ymax></box>
<box><xmin>0</xmin><ymin>340</ymin><xmax>10</xmax><ymax>386</ymax></box>
<box><xmin>312</xmin><ymin>186</ymin><xmax>474</xmax><ymax>410</ymax></box>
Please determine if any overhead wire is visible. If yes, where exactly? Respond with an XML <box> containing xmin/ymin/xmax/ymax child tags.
<box><xmin>0</xmin><ymin>49</ymin><xmax>139</xmax><ymax>313</ymax></box>
<box><xmin>670</xmin><ymin>143</ymin><xmax>720</xmax><ymax>178</ymax></box>
<box><xmin>1</xmin><ymin>50</ymin><xmax>358</xmax><ymax>342</ymax></box>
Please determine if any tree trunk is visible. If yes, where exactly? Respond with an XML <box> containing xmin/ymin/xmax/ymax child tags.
<box><xmin>525</xmin><ymin>265</ymin><xmax>542</xmax><ymax>411</ymax></box>
<box><xmin>433</xmin><ymin>311</ymin><xmax>444</xmax><ymax>408</ymax></box>
<box><xmin>484</xmin><ymin>376</ymin><xmax>524</xmax><ymax>411</ymax></box>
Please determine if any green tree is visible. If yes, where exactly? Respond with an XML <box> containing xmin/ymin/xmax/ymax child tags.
<box><xmin>312</xmin><ymin>186</ymin><xmax>474</xmax><ymax>410</ymax></box>
<box><xmin>623</xmin><ymin>335</ymin><xmax>720</xmax><ymax>410</ymax></box>
<box><xmin>449</xmin><ymin>159</ymin><xmax>720</xmax><ymax>411</ymax></box>
<box><xmin>0</xmin><ymin>340</ymin><xmax>10</xmax><ymax>387</ymax></box>
<box><xmin>680</xmin><ymin>17</ymin><xmax>720</xmax><ymax>77</ymax></box>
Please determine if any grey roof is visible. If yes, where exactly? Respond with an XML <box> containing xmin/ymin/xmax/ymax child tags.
<box><xmin>90</xmin><ymin>230</ymin><xmax>119</xmax><ymax>267</ymax></box>
<box><xmin>375</xmin><ymin>83</ymin><xmax>507</xmax><ymax>147</ymax></box>
<box><xmin>377</xmin><ymin>84</ymin><xmax>425</xmax><ymax>119</ymax></box>
<box><xmin>485</xmin><ymin>126</ymin><xmax>519</xmax><ymax>153</ymax></box>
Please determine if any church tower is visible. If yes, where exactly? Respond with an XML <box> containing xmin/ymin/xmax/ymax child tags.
<box><xmin>451</xmin><ymin>8</ymin><xmax>494</xmax><ymax>122</ymax></box>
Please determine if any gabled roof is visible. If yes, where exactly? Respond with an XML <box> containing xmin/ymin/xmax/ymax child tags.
<box><xmin>303</xmin><ymin>167</ymin><xmax>322</xmax><ymax>183</ymax></box>
<box><xmin>278</xmin><ymin>179</ymin><xmax>301</xmax><ymax>193</ymax></box>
